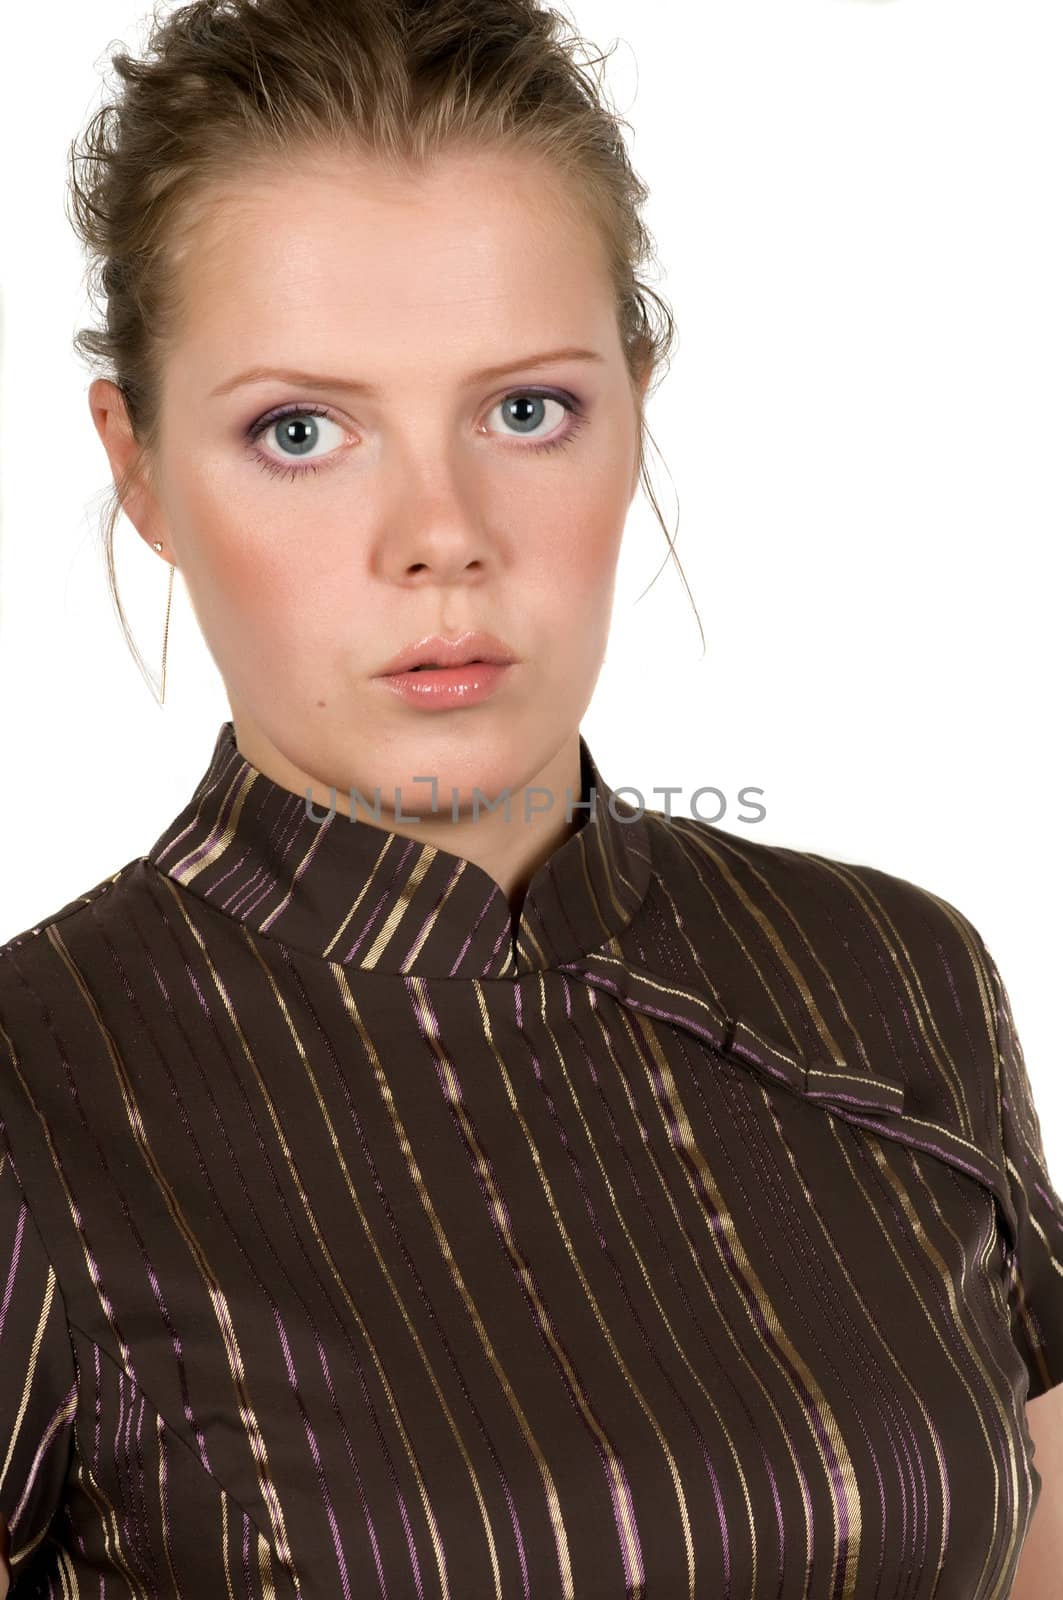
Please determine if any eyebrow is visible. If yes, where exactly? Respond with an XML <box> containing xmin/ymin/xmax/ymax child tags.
<box><xmin>209</xmin><ymin>346</ymin><xmax>606</xmax><ymax>400</ymax></box>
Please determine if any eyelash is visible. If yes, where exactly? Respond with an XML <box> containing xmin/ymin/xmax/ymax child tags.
<box><xmin>244</xmin><ymin>390</ymin><xmax>588</xmax><ymax>482</ymax></box>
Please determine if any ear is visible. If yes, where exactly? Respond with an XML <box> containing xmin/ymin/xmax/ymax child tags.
<box><xmin>88</xmin><ymin>378</ymin><xmax>167</xmax><ymax>556</ymax></box>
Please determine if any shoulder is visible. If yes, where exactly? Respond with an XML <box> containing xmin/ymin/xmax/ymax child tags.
<box><xmin>0</xmin><ymin>857</ymin><xmax>146</xmax><ymax>964</ymax></box>
<box><xmin>0</xmin><ymin>857</ymin><xmax>153</xmax><ymax>1267</ymax></box>
<box><xmin>0</xmin><ymin>856</ymin><xmax>158</xmax><ymax>1001</ymax></box>
<box><xmin>648</xmin><ymin>806</ymin><xmax>988</xmax><ymax>949</ymax></box>
<box><xmin>644</xmin><ymin>807</ymin><xmax>998</xmax><ymax>1068</ymax></box>
<box><xmin>0</xmin><ymin>855</ymin><xmax>150</xmax><ymax>1084</ymax></box>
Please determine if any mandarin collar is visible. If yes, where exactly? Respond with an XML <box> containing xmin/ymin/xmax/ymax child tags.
<box><xmin>145</xmin><ymin>721</ymin><xmax>653</xmax><ymax>978</ymax></box>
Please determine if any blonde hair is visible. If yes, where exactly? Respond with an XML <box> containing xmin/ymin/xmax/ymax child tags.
<box><xmin>67</xmin><ymin>0</ymin><xmax>701</xmax><ymax>692</ymax></box>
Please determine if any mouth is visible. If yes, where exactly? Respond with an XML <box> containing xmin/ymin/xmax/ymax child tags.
<box><xmin>373</xmin><ymin>654</ymin><xmax>515</xmax><ymax>710</ymax></box>
<box><xmin>375</xmin><ymin>633</ymin><xmax>517</xmax><ymax>677</ymax></box>
<box><xmin>409</xmin><ymin>660</ymin><xmax>485</xmax><ymax>671</ymax></box>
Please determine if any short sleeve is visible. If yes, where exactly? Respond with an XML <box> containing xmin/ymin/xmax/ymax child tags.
<box><xmin>0</xmin><ymin>1132</ymin><xmax>77</xmax><ymax>1581</ymax></box>
<box><xmin>981</xmin><ymin>941</ymin><xmax>1063</xmax><ymax>1400</ymax></box>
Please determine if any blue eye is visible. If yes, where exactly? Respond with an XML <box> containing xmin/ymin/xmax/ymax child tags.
<box><xmin>246</xmin><ymin>404</ymin><xmax>346</xmax><ymax>479</ymax></box>
<box><xmin>267</xmin><ymin>413</ymin><xmax>336</xmax><ymax>457</ymax></box>
<box><xmin>489</xmin><ymin>390</ymin><xmax>588</xmax><ymax>454</ymax></box>
<box><xmin>244</xmin><ymin>389</ymin><xmax>587</xmax><ymax>483</ymax></box>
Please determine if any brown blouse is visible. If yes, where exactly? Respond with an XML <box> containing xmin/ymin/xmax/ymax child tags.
<box><xmin>1</xmin><ymin>718</ymin><xmax>1061</xmax><ymax>1597</ymax></box>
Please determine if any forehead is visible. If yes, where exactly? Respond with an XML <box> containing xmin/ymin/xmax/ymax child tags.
<box><xmin>167</xmin><ymin>148</ymin><xmax>615</xmax><ymax>386</ymax></box>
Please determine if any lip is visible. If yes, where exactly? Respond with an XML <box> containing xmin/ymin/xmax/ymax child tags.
<box><xmin>374</xmin><ymin>660</ymin><xmax>515</xmax><ymax>710</ymax></box>
<box><xmin>373</xmin><ymin>630</ymin><xmax>518</xmax><ymax>677</ymax></box>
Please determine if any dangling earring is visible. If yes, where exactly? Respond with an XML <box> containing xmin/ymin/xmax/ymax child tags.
<box><xmin>151</xmin><ymin>541</ymin><xmax>175</xmax><ymax>706</ymax></box>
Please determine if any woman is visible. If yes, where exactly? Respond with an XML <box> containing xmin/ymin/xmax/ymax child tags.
<box><xmin>2</xmin><ymin>0</ymin><xmax>1061</xmax><ymax>1594</ymax></box>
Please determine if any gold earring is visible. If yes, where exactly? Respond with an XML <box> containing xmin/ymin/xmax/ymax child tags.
<box><xmin>151</xmin><ymin>541</ymin><xmax>175</xmax><ymax>706</ymax></box>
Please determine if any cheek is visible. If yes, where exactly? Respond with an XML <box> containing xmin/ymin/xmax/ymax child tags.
<box><xmin>172</xmin><ymin>478</ymin><xmax>341</xmax><ymax>672</ymax></box>
<box><xmin>524</xmin><ymin>511</ymin><xmax>622</xmax><ymax>681</ymax></box>
<box><xmin>521</xmin><ymin>463</ymin><xmax>628</xmax><ymax>595</ymax></box>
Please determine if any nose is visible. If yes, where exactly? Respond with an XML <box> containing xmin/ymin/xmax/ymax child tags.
<box><xmin>384</xmin><ymin>510</ymin><xmax>498</xmax><ymax>587</ymax></box>
<box><xmin>376</xmin><ymin>430</ymin><xmax>506</xmax><ymax>587</ymax></box>
<box><xmin>403</xmin><ymin>546</ymin><xmax>487</xmax><ymax>581</ymax></box>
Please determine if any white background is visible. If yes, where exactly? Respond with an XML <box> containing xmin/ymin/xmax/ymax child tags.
<box><xmin>1</xmin><ymin>1</ymin><xmax>1060</xmax><ymax>1172</ymax></box>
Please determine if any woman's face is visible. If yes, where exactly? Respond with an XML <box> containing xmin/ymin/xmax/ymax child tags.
<box><xmin>96</xmin><ymin>147</ymin><xmax>648</xmax><ymax>811</ymax></box>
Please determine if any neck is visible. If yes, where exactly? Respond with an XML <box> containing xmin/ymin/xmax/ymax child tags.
<box><xmin>229</xmin><ymin>715</ymin><xmax>588</xmax><ymax>915</ymax></box>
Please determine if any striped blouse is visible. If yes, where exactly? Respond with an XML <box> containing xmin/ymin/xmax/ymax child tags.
<box><xmin>1</xmin><ymin>718</ymin><xmax>1061</xmax><ymax>1598</ymax></box>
